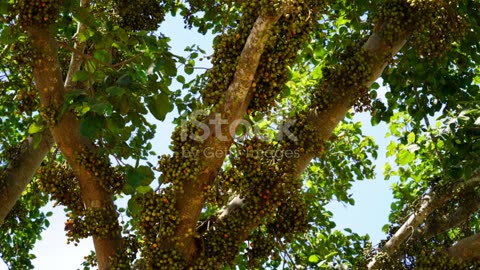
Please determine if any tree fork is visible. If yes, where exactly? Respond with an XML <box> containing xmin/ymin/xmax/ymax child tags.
<box><xmin>213</xmin><ymin>19</ymin><xmax>409</xmax><ymax>268</ymax></box>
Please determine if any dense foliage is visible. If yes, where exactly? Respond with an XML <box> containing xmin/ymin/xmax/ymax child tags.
<box><xmin>0</xmin><ymin>0</ymin><xmax>480</xmax><ymax>269</ymax></box>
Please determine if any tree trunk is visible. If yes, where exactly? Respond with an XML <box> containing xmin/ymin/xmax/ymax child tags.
<box><xmin>0</xmin><ymin>130</ymin><xmax>54</xmax><ymax>224</ymax></box>
<box><xmin>27</xmin><ymin>26</ymin><xmax>122</xmax><ymax>270</ymax></box>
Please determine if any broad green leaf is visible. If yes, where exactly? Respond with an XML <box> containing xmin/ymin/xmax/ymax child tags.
<box><xmin>126</xmin><ymin>165</ymin><xmax>155</xmax><ymax>188</ymax></box>
<box><xmin>80</xmin><ymin>114</ymin><xmax>103</xmax><ymax>138</ymax></box>
<box><xmin>93</xmin><ymin>49</ymin><xmax>110</xmax><ymax>63</ymax></box>
<box><xmin>397</xmin><ymin>149</ymin><xmax>415</xmax><ymax>166</ymax></box>
<box><xmin>308</xmin><ymin>254</ymin><xmax>321</xmax><ymax>263</ymax></box>
<box><xmin>28</xmin><ymin>122</ymin><xmax>44</xmax><ymax>134</ymax></box>
<box><xmin>137</xmin><ymin>185</ymin><xmax>153</xmax><ymax>194</ymax></box>
<box><xmin>146</xmin><ymin>93</ymin><xmax>174</xmax><ymax>121</ymax></box>
<box><xmin>32</xmin><ymin>133</ymin><xmax>43</xmax><ymax>149</ymax></box>
<box><xmin>407</xmin><ymin>132</ymin><xmax>415</xmax><ymax>144</ymax></box>
<box><xmin>0</xmin><ymin>25</ymin><xmax>19</xmax><ymax>45</ymax></box>
<box><xmin>177</xmin><ymin>75</ymin><xmax>186</xmax><ymax>84</ymax></box>
<box><xmin>72</xmin><ymin>70</ymin><xmax>89</xmax><ymax>82</ymax></box>
<box><xmin>184</xmin><ymin>63</ymin><xmax>194</xmax><ymax>75</ymax></box>
<box><xmin>106</xmin><ymin>86</ymin><xmax>126</xmax><ymax>97</ymax></box>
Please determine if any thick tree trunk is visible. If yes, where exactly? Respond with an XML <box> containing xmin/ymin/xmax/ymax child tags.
<box><xmin>0</xmin><ymin>0</ymin><xmax>88</xmax><ymax>227</ymax></box>
<box><xmin>0</xmin><ymin>130</ymin><xmax>54</xmax><ymax>224</ymax></box>
<box><xmin>27</xmin><ymin>26</ymin><xmax>122</xmax><ymax>270</ymax></box>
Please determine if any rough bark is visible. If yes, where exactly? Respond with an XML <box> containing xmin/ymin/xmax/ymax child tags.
<box><xmin>415</xmin><ymin>189</ymin><xmax>480</xmax><ymax>241</ymax></box>
<box><xmin>27</xmin><ymin>25</ymin><xmax>121</xmax><ymax>270</ymax></box>
<box><xmin>216</xmin><ymin>21</ymin><xmax>409</xmax><ymax>263</ymax></box>
<box><xmin>165</xmin><ymin>12</ymin><xmax>283</xmax><ymax>263</ymax></box>
<box><xmin>368</xmin><ymin>169</ymin><xmax>480</xmax><ymax>269</ymax></box>
<box><xmin>0</xmin><ymin>129</ymin><xmax>54</xmax><ymax>225</ymax></box>
<box><xmin>0</xmin><ymin>0</ymin><xmax>89</xmax><ymax>227</ymax></box>
<box><xmin>446</xmin><ymin>234</ymin><xmax>480</xmax><ymax>264</ymax></box>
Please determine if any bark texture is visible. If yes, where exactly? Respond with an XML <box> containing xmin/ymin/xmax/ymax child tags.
<box><xmin>368</xmin><ymin>169</ymin><xmax>480</xmax><ymax>269</ymax></box>
<box><xmin>0</xmin><ymin>130</ymin><xmax>54</xmax><ymax>225</ymax></box>
<box><xmin>27</xmin><ymin>26</ymin><xmax>121</xmax><ymax>270</ymax></box>
<box><xmin>216</xmin><ymin>20</ymin><xmax>409</xmax><ymax>266</ymax></box>
<box><xmin>164</xmin><ymin>12</ymin><xmax>283</xmax><ymax>263</ymax></box>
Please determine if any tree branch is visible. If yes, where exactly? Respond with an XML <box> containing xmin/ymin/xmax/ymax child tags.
<box><xmin>414</xmin><ymin>189</ymin><xmax>480</xmax><ymax>241</ymax></box>
<box><xmin>368</xmin><ymin>169</ymin><xmax>480</xmax><ymax>269</ymax></box>
<box><xmin>64</xmin><ymin>0</ymin><xmax>90</xmax><ymax>90</ymax></box>
<box><xmin>214</xmin><ymin>19</ymin><xmax>410</xmax><ymax>266</ymax></box>
<box><xmin>0</xmin><ymin>129</ymin><xmax>54</xmax><ymax>225</ymax></box>
<box><xmin>446</xmin><ymin>233</ymin><xmax>480</xmax><ymax>264</ymax></box>
<box><xmin>27</xmin><ymin>24</ymin><xmax>121</xmax><ymax>270</ymax></box>
<box><xmin>166</xmin><ymin>12</ymin><xmax>283</xmax><ymax>263</ymax></box>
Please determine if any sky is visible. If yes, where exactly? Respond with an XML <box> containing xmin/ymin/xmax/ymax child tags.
<box><xmin>1</xmin><ymin>14</ymin><xmax>397</xmax><ymax>270</ymax></box>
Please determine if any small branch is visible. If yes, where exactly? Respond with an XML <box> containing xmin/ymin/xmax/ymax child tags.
<box><xmin>61</xmin><ymin>41</ymin><xmax>144</xmax><ymax>71</ymax></box>
<box><xmin>368</xmin><ymin>168</ymin><xmax>480</xmax><ymax>269</ymax></box>
<box><xmin>111</xmin><ymin>53</ymin><xmax>144</xmax><ymax>69</ymax></box>
<box><xmin>415</xmin><ymin>190</ymin><xmax>480</xmax><ymax>241</ymax></box>
<box><xmin>64</xmin><ymin>0</ymin><xmax>90</xmax><ymax>90</ymax></box>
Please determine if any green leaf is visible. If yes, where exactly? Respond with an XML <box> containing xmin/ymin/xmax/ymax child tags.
<box><xmin>0</xmin><ymin>25</ymin><xmax>19</xmax><ymax>45</ymax></box>
<box><xmin>0</xmin><ymin>2</ymin><xmax>12</xmax><ymax>15</ymax></box>
<box><xmin>397</xmin><ymin>149</ymin><xmax>415</xmax><ymax>166</ymax></box>
<box><xmin>146</xmin><ymin>93</ymin><xmax>174</xmax><ymax>121</ymax></box>
<box><xmin>122</xmin><ymin>183</ymin><xmax>135</xmax><ymax>195</ymax></box>
<box><xmin>72</xmin><ymin>6</ymin><xmax>97</xmax><ymax>29</ymax></box>
<box><xmin>72</xmin><ymin>70</ymin><xmax>89</xmax><ymax>82</ymax></box>
<box><xmin>308</xmin><ymin>254</ymin><xmax>321</xmax><ymax>263</ymax></box>
<box><xmin>106</xmin><ymin>86</ymin><xmax>126</xmax><ymax>97</ymax></box>
<box><xmin>80</xmin><ymin>114</ymin><xmax>103</xmax><ymax>138</ymax></box>
<box><xmin>184</xmin><ymin>64</ymin><xmax>194</xmax><ymax>75</ymax></box>
<box><xmin>136</xmin><ymin>185</ymin><xmax>153</xmax><ymax>194</ymax></box>
<box><xmin>28</xmin><ymin>122</ymin><xmax>44</xmax><ymax>134</ymax></box>
<box><xmin>407</xmin><ymin>132</ymin><xmax>415</xmax><ymax>144</ymax></box>
<box><xmin>177</xmin><ymin>75</ymin><xmax>186</xmax><ymax>84</ymax></box>
<box><xmin>126</xmin><ymin>165</ymin><xmax>155</xmax><ymax>189</ymax></box>
<box><xmin>93</xmin><ymin>49</ymin><xmax>110</xmax><ymax>63</ymax></box>
<box><xmin>127</xmin><ymin>196</ymin><xmax>141</xmax><ymax>217</ymax></box>
<box><xmin>32</xmin><ymin>133</ymin><xmax>43</xmax><ymax>150</ymax></box>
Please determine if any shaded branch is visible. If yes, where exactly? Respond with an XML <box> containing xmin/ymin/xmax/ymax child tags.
<box><xmin>368</xmin><ymin>169</ymin><xmax>480</xmax><ymax>269</ymax></box>
<box><xmin>0</xmin><ymin>129</ymin><xmax>54</xmax><ymax>225</ymax></box>
<box><xmin>446</xmin><ymin>233</ymin><xmax>480</xmax><ymax>264</ymax></box>
<box><xmin>414</xmin><ymin>189</ymin><xmax>480</xmax><ymax>241</ymax></box>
